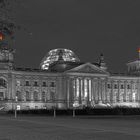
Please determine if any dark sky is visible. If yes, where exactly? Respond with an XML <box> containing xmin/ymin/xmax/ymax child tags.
<box><xmin>14</xmin><ymin>0</ymin><xmax>140</xmax><ymax>72</ymax></box>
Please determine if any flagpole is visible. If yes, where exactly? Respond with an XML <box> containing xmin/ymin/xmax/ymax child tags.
<box><xmin>138</xmin><ymin>47</ymin><xmax>140</xmax><ymax>60</ymax></box>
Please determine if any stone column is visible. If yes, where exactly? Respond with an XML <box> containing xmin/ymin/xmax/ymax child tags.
<box><xmin>80</xmin><ymin>78</ymin><xmax>83</xmax><ymax>104</ymax></box>
<box><xmin>130</xmin><ymin>81</ymin><xmax>133</xmax><ymax>102</ymax></box>
<box><xmin>110</xmin><ymin>80</ymin><xmax>114</xmax><ymax>103</ymax></box>
<box><xmin>74</xmin><ymin>78</ymin><xmax>76</xmax><ymax>102</ymax></box>
<box><xmin>39</xmin><ymin>79</ymin><xmax>42</xmax><ymax>101</ymax></box>
<box><xmin>94</xmin><ymin>78</ymin><xmax>98</xmax><ymax>103</ymax></box>
<box><xmin>104</xmin><ymin>79</ymin><xmax>108</xmax><ymax>103</ymax></box>
<box><xmin>137</xmin><ymin>80</ymin><xmax>140</xmax><ymax>103</ymax></box>
<box><xmin>67</xmin><ymin>78</ymin><xmax>70</xmax><ymax>108</ymax></box>
<box><xmin>124</xmin><ymin>81</ymin><xmax>127</xmax><ymax>102</ymax></box>
<box><xmin>101</xmin><ymin>78</ymin><xmax>106</xmax><ymax>103</ymax></box>
<box><xmin>117</xmin><ymin>80</ymin><xmax>120</xmax><ymax>103</ymax></box>
<box><xmin>82</xmin><ymin>78</ymin><xmax>85</xmax><ymax>103</ymax></box>
<box><xmin>87</xmin><ymin>79</ymin><xmax>90</xmax><ymax>106</ymax></box>
<box><xmin>89</xmin><ymin>79</ymin><xmax>92</xmax><ymax>102</ymax></box>
<box><xmin>69</xmin><ymin>78</ymin><xmax>74</xmax><ymax>107</ymax></box>
<box><xmin>91</xmin><ymin>78</ymin><xmax>94</xmax><ymax>101</ymax></box>
<box><xmin>79</xmin><ymin>78</ymin><xmax>81</xmax><ymax>104</ymax></box>
<box><xmin>98</xmin><ymin>78</ymin><xmax>102</xmax><ymax>103</ymax></box>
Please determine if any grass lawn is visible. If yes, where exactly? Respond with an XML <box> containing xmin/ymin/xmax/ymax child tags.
<box><xmin>0</xmin><ymin>114</ymin><xmax>140</xmax><ymax>140</ymax></box>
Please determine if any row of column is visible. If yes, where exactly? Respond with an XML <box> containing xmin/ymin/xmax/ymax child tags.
<box><xmin>67</xmin><ymin>77</ymin><xmax>106</xmax><ymax>106</ymax></box>
<box><xmin>67</xmin><ymin>77</ymin><xmax>140</xmax><ymax>107</ymax></box>
<box><xmin>110</xmin><ymin>81</ymin><xmax>139</xmax><ymax>103</ymax></box>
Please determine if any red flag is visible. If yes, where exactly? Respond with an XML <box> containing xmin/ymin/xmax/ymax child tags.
<box><xmin>138</xmin><ymin>48</ymin><xmax>140</xmax><ymax>53</ymax></box>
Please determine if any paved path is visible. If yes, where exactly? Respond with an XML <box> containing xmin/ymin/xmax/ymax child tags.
<box><xmin>0</xmin><ymin>115</ymin><xmax>140</xmax><ymax>140</ymax></box>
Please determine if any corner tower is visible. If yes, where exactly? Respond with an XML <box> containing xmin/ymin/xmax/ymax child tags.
<box><xmin>0</xmin><ymin>22</ymin><xmax>15</xmax><ymax>70</ymax></box>
<box><xmin>127</xmin><ymin>48</ymin><xmax>140</xmax><ymax>76</ymax></box>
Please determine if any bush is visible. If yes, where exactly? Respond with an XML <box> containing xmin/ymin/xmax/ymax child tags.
<box><xmin>6</xmin><ymin>107</ymin><xmax>140</xmax><ymax>116</ymax></box>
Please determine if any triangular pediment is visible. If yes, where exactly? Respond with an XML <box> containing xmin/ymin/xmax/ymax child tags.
<box><xmin>66</xmin><ymin>63</ymin><xmax>109</xmax><ymax>75</ymax></box>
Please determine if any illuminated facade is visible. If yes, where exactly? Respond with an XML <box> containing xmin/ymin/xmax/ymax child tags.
<box><xmin>0</xmin><ymin>47</ymin><xmax>140</xmax><ymax>111</ymax></box>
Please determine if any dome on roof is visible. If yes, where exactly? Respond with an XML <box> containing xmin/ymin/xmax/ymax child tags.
<box><xmin>40</xmin><ymin>48</ymin><xmax>80</xmax><ymax>70</ymax></box>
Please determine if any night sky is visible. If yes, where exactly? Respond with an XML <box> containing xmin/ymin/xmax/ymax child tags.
<box><xmin>14</xmin><ymin>0</ymin><xmax>140</xmax><ymax>72</ymax></box>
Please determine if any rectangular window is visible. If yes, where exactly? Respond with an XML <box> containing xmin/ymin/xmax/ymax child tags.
<box><xmin>127</xmin><ymin>85</ymin><xmax>131</xmax><ymax>89</ymax></box>
<box><xmin>107</xmin><ymin>84</ymin><xmax>111</xmax><ymax>89</ymax></box>
<box><xmin>50</xmin><ymin>82</ymin><xmax>55</xmax><ymax>87</ymax></box>
<box><xmin>0</xmin><ymin>92</ymin><xmax>4</xmax><ymax>100</ymax></box>
<box><xmin>114</xmin><ymin>84</ymin><xmax>118</xmax><ymax>89</ymax></box>
<box><xmin>120</xmin><ymin>84</ymin><xmax>124</xmax><ymax>89</ymax></box>
<box><xmin>42</xmin><ymin>82</ymin><xmax>46</xmax><ymax>87</ymax></box>
<box><xmin>34</xmin><ymin>81</ymin><xmax>38</xmax><ymax>87</ymax></box>
<box><xmin>25</xmin><ymin>81</ymin><xmax>30</xmax><ymax>86</ymax></box>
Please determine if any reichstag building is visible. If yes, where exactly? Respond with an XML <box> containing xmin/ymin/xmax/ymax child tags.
<box><xmin>0</xmin><ymin>45</ymin><xmax>139</xmax><ymax>110</ymax></box>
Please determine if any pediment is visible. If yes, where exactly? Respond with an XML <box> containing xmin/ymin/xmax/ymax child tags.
<box><xmin>66</xmin><ymin>63</ymin><xmax>109</xmax><ymax>75</ymax></box>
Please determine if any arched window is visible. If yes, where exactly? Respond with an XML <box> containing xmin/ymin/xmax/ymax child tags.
<box><xmin>0</xmin><ymin>92</ymin><xmax>4</xmax><ymax>100</ymax></box>
<box><xmin>0</xmin><ymin>78</ymin><xmax>7</xmax><ymax>88</ymax></box>
<box><xmin>33</xmin><ymin>91</ymin><xmax>38</xmax><ymax>101</ymax></box>
<box><xmin>16</xmin><ymin>91</ymin><xmax>22</xmax><ymax>101</ymax></box>
<box><xmin>26</xmin><ymin>91</ymin><xmax>30</xmax><ymax>101</ymax></box>
<box><xmin>50</xmin><ymin>91</ymin><xmax>55</xmax><ymax>101</ymax></box>
<box><xmin>42</xmin><ymin>91</ymin><xmax>46</xmax><ymax>101</ymax></box>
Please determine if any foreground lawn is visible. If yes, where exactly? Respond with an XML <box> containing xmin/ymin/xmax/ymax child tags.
<box><xmin>0</xmin><ymin>115</ymin><xmax>140</xmax><ymax>140</ymax></box>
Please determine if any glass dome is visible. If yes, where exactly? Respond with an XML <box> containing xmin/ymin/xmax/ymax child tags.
<box><xmin>40</xmin><ymin>48</ymin><xmax>80</xmax><ymax>70</ymax></box>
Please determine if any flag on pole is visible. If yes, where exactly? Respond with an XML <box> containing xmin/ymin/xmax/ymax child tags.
<box><xmin>0</xmin><ymin>32</ymin><xmax>3</xmax><ymax>40</ymax></box>
<box><xmin>138</xmin><ymin>48</ymin><xmax>140</xmax><ymax>53</ymax></box>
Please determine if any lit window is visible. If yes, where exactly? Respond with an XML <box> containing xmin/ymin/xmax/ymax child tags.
<box><xmin>16</xmin><ymin>80</ymin><xmax>21</xmax><ymax>86</ymax></box>
<box><xmin>132</xmin><ymin>92</ymin><xmax>136</xmax><ymax>102</ymax></box>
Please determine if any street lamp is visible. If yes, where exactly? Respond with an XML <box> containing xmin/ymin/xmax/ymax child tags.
<box><xmin>15</xmin><ymin>96</ymin><xmax>18</xmax><ymax>118</ymax></box>
<box><xmin>53</xmin><ymin>100</ymin><xmax>56</xmax><ymax>118</ymax></box>
<box><xmin>72</xmin><ymin>102</ymin><xmax>77</xmax><ymax>117</ymax></box>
